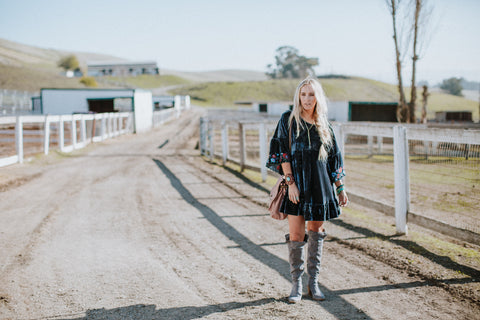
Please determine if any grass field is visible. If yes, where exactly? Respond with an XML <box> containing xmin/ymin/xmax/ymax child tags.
<box><xmin>0</xmin><ymin>64</ymin><xmax>86</xmax><ymax>92</ymax></box>
<box><xmin>168</xmin><ymin>77</ymin><xmax>401</xmax><ymax>107</ymax></box>
<box><xmin>169</xmin><ymin>77</ymin><xmax>479</xmax><ymax>122</ymax></box>
<box><xmin>1</xmin><ymin>37</ymin><xmax>478</xmax><ymax>121</ymax></box>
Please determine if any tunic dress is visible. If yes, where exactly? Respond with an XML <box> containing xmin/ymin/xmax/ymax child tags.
<box><xmin>266</xmin><ymin>111</ymin><xmax>345</xmax><ymax>221</ymax></box>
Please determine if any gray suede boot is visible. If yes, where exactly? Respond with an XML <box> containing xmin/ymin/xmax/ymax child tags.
<box><xmin>307</xmin><ymin>230</ymin><xmax>327</xmax><ymax>301</ymax></box>
<box><xmin>285</xmin><ymin>234</ymin><xmax>307</xmax><ymax>303</ymax></box>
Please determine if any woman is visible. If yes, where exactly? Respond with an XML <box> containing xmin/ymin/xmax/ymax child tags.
<box><xmin>267</xmin><ymin>77</ymin><xmax>348</xmax><ymax>303</ymax></box>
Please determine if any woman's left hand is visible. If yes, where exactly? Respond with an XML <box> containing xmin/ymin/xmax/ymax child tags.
<box><xmin>338</xmin><ymin>190</ymin><xmax>348</xmax><ymax>207</ymax></box>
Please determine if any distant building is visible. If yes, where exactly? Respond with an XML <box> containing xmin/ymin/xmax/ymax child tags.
<box><xmin>87</xmin><ymin>61</ymin><xmax>159</xmax><ymax>77</ymax></box>
<box><xmin>153</xmin><ymin>96</ymin><xmax>175</xmax><ymax>110</ymax></box>
<box><xmin>348</xmin><ymin>101</ymin><xmax>398</xmax><ymax>122</ymax></box>
<box><xmin>246</xmin><ymin>100</ymin><xmax>400</xmax><ymax>122</ymax></box>
<box><xmin>37</xmin><ymin>88</ymin><xmax>153</xmax><ymax>133</ymax></box>
<box><xmin>435</xmin><ymin>111</ymin><xmax>472</xmax><ymax>122</ymax></box>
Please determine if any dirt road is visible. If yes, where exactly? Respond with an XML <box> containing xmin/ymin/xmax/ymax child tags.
<box><xmin>0</xmin><ymin>108</ymin><xmax>478</xmax><ymax>319</ymax></box>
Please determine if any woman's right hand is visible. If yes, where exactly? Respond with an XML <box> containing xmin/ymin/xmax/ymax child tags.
<box><xmin>288</xmin><ymin>183</ymin><xmax>300</xmax><ymax>204</ymax></box>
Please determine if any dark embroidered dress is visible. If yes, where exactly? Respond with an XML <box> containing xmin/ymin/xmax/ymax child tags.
<box><xmin>266</xmin><ymin>111</ymin><xmax>345</xmax><ymax>221</ymax></box>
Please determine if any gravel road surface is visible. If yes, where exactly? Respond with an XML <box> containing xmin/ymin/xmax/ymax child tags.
<box><xmin>0</xmin><ymin>108</ymin><xmax>477</xmax><ymax>319</ymax></box>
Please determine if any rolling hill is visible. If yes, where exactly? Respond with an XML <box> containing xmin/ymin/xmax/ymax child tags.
<box><xmin>0</xmin><ymin>38</ymin><xmax>478</xmax><ymax>122</ymax></box>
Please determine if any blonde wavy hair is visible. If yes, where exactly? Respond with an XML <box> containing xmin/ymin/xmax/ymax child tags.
<box><xmin>288</xmin><ymin>77</ymin><xmax>332</xmax><ymax>161</ymax></box>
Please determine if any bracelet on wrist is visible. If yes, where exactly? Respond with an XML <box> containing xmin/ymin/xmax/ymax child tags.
<box><xmin>284</xmin><ymin>173</ymin><xmax>295</xmax><ymax>185</ymax></box>
<box><xmin>336</xmin><ymin>184</ymin><xmax>345</xmax><ymax>195</ymax></box>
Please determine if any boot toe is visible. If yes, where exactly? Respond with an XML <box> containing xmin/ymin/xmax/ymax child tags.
<box><xmin>308</xmin><ymin>285</ymin><xmax>325</xmax><ymax>301</ymax></box>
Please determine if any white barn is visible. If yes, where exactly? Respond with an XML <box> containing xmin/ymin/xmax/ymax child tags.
<box><xmin>39</xmin><ymin>88</ymin><xmax>153</xmax><ymax>133</ymax></box>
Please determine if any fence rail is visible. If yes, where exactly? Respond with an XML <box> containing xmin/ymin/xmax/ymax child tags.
<box><xmin>0</xmin><ymin>112</ymin><xmax>134</xmax><ymax>167</ymax></box>
<box><xmin>0</xmin><ymin>108</ymin><xmax>180</xmax><ymax>168</ymax></box>
<box><xmin>200</xmin><ymin>113</ymin><xmax>480</xmax><ymax>244</ymax></box>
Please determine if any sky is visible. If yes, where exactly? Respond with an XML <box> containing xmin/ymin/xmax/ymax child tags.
<box><xmin>0</xmin><ymin>0</ymin><xmax>479</xmax><ymax>85</ymax></box>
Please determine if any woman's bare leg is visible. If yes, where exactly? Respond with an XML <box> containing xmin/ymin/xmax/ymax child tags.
<box><xmin>288</xmin><ymin>215</ymin><xmax>306</xmax><ymax>241</ymax></box>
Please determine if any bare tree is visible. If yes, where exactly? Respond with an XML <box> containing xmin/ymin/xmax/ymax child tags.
<box><xmin>408</xmin><ymin>0</ymin><xmax>433</xmax><ymax>123</ymax></box>
<box><xmin>386</xmin><ymin>0</ymin><xmax>408</xmax><ymax>122</ymax></box>
<box><xmin>420</xmin><ymin>85</ymin><xmax>429</xmax><ymax>124</ymax></box>
<box><xmin>408</xmin><ymin>0</ymin><xmax>421</xmax><ymax>123</ymax></box>
<box><xmin>386</xmin><ymin>0</ymin><xmax>433</xmax><ymax>123</ymax></box>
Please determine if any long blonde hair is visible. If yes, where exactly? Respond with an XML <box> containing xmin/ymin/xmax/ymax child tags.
<box><xmin>289</xmin><ymin>77</ymin><xmax>332</xmax><ymax>160</ymax></box>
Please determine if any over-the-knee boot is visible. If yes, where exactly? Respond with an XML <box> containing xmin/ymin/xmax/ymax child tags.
<box><xmin>285</xmin><ymin>234</ymin><xmax>307</xmax><ymax>303</ymax></box>
<box><xmin>307</xmin><ymin>230</ymin><xmax>327</xmax><ymax>301</ymax></box>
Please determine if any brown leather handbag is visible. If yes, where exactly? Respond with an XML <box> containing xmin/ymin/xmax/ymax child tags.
<box><xmin>269</xmin><ymin>176</ymin><xmax>288</xmax><ymax>219</ymax></box>
<box><xmin>268</xmin><ymin>119</ymin><xmax>292</xmax><ymax>220</ymax></box>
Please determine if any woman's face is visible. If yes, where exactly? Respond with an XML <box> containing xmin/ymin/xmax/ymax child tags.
<box><xmin>300</xmin><ymin>84</ymin><xmax>316</xmax><ymax>112</ymax></box>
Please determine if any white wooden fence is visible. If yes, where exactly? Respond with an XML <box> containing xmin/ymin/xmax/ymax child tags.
<box><xmin>199</xmin><ymin>117</ymin><xmax>480</xmax><ymax>242</ymax></box>
<box><xmin>0</xmin><ymin>107</ymin><xmax>182</xmax><ymax>168</ymax></box>
<box><xmin>0</xmin><ymin>112</ymin><xmax>134</xmax><ymax>167</ymax></box>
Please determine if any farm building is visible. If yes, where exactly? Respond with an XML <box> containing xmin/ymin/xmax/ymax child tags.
<box><xmin>435</xmin><ymin>111</ymin><xmax>473</xmax><ymax>122</ymax></box>
<box><xmin>250</xmin><ymin>101</ymin><xmax>293</xmax><ymax>115</ymax></box>
<box><xmin>245</xmin><ymin>100</ymin><xmax>397</xmax><ymax>122</ymax></box>
<box><xmin>87</xmin><ymin>61</ymin><xmax>159</xmax><ymax>77</ymax></box>
<box><xmin>153</xmin><ymin>96</ymin><xmax>175</xmax><ymax>110</ymax></box>
<box><xmin>34</xmin><ymin>89</ymin><xmax>191</xmax><ymax>133</ymax></box>
<box><xmin>348</xmin><ymin>101</ymin><xmax>398</xmax><ymax>122</ymax></box>
<box><xmin>37</xmin><ymin>88</ymin><xmax>153</xmax><ymax>133</ymax></box>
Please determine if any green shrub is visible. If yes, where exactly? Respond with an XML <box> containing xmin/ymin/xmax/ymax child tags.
<box><xmin>80</xmin><ymin>76</ymin><xmax>98</xmax><ymax>87</ymax></box>
<box><xmin>58</xmin><ymin>55</ymin><xmax>80</xmax><ymax>71</ymax></box>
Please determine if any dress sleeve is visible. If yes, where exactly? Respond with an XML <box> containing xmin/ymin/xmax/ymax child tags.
<box><xmin>266</xmin><ymin>112</ymin><xmax>291</xmax><ymax>175</ymax></box>
<box><xmin>326</xmin><ymin>128</ymin><xmax>346</xmax><ymax>184</ymax></box>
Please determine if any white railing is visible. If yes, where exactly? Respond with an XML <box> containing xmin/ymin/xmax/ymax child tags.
<box><xmin>199</xmin><ymin>116</ymin><xmax>480</xmax><ymax>243</ymax></box>
<box><xmin>152</xmin><ymin>108</ymin><xmax>176</xmax><ymax>127</ymax></box>
<box><xmin>0</xmin><ymin>112</ymin><xmax>133</xmax><ymax>167</ymax></box>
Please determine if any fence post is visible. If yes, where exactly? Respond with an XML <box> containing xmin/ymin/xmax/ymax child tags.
<box><xmin>259</xmin><ymin>122</ymin><xmax>267</xmax><ymax>182</ymax></box>
<box><xmin>92</xmin><ymin>118</ymin><xmax>97</xmax><ymax>141</ymax></box>
<box><xmin>221</xmin><ymin>121</ymin><xmax>228</xmax><ymax>165</ymax></box>
<box><xmin>393</xmin><ymin>126</ymin><xmax>409</xmax><ymax>235</ymax></box>
<box><xmin>80</xmin><ymin>116</ymin><xmax>87</xmax><ymax>146</ymax></box>
<box><xmin>333</xmin><ymin>123</ymin><xmax>344</xmax><ymax>156</ymax></box>
<box><xmin>238</xmin><ymin>122</ymin><xmax>246</xmax><ymax>172</ymax></box>
<box><xmin>108</xmin><ymin>114</ymin><xmax>113</xmax><ymax>138</ymax></box>
<box><xmin>59</xmin><ymin>116</ymin><xmax>65</xmax><ymax>151</ymax></box>
<box><xmin>15</xmin><ymin>116</ymin><xmax>23</xmax><ymax>164</ymax></box>
<box><xmin>367</xmin><ymin>135</ymin><xmax>374</xmax><ymax>158</ymax></box>
<box><xmin>113</xmin><ymin>114</ymin><xmax>118</xmax><ymax>136</ymax></box>
<box><xmin>377</xmin><ymin>136</ymin><xmax>383</xmax><ymax>153</ymax></box>
<box><xmin>208</xmin><ymin>120</ymin><xmax>214</xmax><ymax>162</ymax></box>
<box><xmin>199</xmin><ymin>117</ymin><xmax>205</xmax><ymax>155</ymax></box>
<box><xmin>423</xmin><ymin>140</ymin><xmax>429</xmax><ymax>160</ymax></box>
<box><xmin>100</xmin><ymin>115</ymin><xmax>106</xmax><ymax>140</ymax></box>
<box><xmin>44</xmin><ymin>115</ymin><xmax>50</xmax><ymax>155</ymax></box>
<box><xmin>71</xmin><ymin>117</ymin><xmax>77</xmax><ymax>149</ymax></box>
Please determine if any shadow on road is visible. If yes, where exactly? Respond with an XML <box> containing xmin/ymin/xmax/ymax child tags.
<box><xmin>215</xmin><ymin>159</ymin><xmax>480</xmax><ymax>283</ymax></box>
<box><xmin>55</xmin><ymin>298</ymin><xmax>275</xmax><ymax>320</ymax></box>
<box><xmin>330</xmin><ymin>219</ymin><xmax>480</xmax><ymax>281</ymax></box>
<box><xmin>46</xmin><ymin>158</ymin><xmax>471</xmax><ymax>320</ymax></box>
<box><xmin>152</xmin><ymin>158</ymin><xmax>375</xmax><ymax>320</ymax></box>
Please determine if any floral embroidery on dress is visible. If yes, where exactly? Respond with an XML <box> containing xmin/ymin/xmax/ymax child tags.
<box><xmin>267</xmin><ymin>152</ymin><xmax>290</xmax><ymax>168</ymax></box>
<box><xmin>331</xmin><ymin>166</ymin><xmax>345</xmax><ymax>182</ymax></box>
